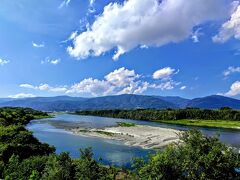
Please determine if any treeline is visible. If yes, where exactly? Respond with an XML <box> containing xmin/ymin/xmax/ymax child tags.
<box><xmin>1</xmin><ymin>107</ymin><xmax>240</xmax><ymax>179</ymax></box>
<box><xmin>76</xmin><ymin>108</ymin><xmax>240</xmax><ymax>121</ymax></box>
<box><xmin>0</xmin><ymin>107</ymin><xmax>50</xmax><ymax>126</ymax></box>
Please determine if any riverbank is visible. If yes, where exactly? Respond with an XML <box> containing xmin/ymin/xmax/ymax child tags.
<box><xmin>159</xmin><ymin>119</ymin><xmax>240</xmax><ymax>129</ymax></box>
<box><xmin>69</xmin><ymin>124</ymin><xmax>180</xmax><ymax>149</ymax></box>
<box><xmin>76</xmin><ymin>109</ymin><xmax>240</xmax><ymax>130</ymax></box>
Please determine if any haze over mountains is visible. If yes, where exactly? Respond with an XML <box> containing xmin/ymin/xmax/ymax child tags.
<box><xmin>0</xmin><ymin>94</ymin><xmax>239</xmax><ymax>111</ymax></box>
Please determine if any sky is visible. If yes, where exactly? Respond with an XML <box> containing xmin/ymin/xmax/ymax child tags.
<box><xmin>0</xmin><ymin>0</ymin><xmax>240</xmax><ymax>99</ymax></box>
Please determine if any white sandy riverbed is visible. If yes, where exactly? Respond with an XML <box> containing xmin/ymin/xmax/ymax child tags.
<box><xmin>70</xmin><ymin>125</ymin><xmax>180</xmax><ymax>149</ymax></box>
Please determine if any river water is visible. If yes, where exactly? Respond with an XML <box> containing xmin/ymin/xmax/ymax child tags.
<box><xmin>26</xmin><ymin>114</ymin><xmax>240</xmax><ymax>167</ymax></box>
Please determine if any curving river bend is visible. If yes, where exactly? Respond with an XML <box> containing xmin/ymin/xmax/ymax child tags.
<box><xmin>27</xmin><ymin>114</ymin><xmax>240</xmax><ymax>167</ymax></box>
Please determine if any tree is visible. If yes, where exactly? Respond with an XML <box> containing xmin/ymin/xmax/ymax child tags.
<box><xmin>133</xmin><ymin>130</ymin><xmax>240</xmax><ymax>180</ymax></box>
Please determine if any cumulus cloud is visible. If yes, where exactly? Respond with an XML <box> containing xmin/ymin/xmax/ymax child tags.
<box><xmin>66</xmin><ymin>78</ymin><xmax>114</xmax><ymax>96</ymax></box>
<box><xmin>0</xmin><ymin>58</ymin><xmax>10</xmax><ymax>66</ymax></box>
<box><xmin>8</xmin><ymin>93</ymin><xmax>36</xmax><ymax>99</ymax></box>
<box><xmin>223</xmin><ymin>66</ymin><xmax>240</xmax><ymax>77</ymax></box>
<box><xmin>32</xmin><ymin>42</ymin><xmax>44</xmax><ymax>48</ymax></box>
<box><xmin>20</xmin><ymin>67</ymin><xmax>181</xmax><ymax>96</ymax></box>
<box><xmin>66</xmin><ymin>67</ymin><xmax>180</xmax><ymax>96</ymax></box>
<box><xmin>221</xmin><ymin>81</ymin><xmax>240</xmax><ymax>96</ymax></box>
<box><xmin>66</xmin><ymin>67</ymin><xmax>145</xmax><ymax>96</ymax></box>
<box><xmin>105</xmin><ymin>67</ymin><xmax>139</xmax><ymax>87</ymax></box>
<box><xmin>67</xmin><ymin>0</ymin><xmax>227</xmax><ymax>60</ymax></box>
<box><xmin>213</xmin><ymin>2</ymin><xmax>240</xmax><ymax>43</ymax></box>
<box><xmin>41</xmin><ymin>57</ymin><xmax>61</xmax><ymax>65</ymax></box>
<box><xmin>152</xmin><ymin>67</ymin><xmax>178</xmax><ymax>80</ymax></box>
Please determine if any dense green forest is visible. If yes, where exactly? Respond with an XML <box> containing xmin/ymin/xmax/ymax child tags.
<box><xmin>76</xmin><ymin>108</ymin><xmax>240</xmax><ymax>121</ymax></box>
<box><xmin>0</xmin><ymin>107</ymin><xmax>240</xmax><ymax>179</ymax></box>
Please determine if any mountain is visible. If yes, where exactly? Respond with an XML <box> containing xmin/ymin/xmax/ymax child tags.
<box><xmin>0</xmin><ymin>98</ymin><xmax>12</xmax><ymax>103</ymax></box>
<box><xmin>186</xmin><ymin>95</ymin><xmax>240</xmax><ymax>109</ymax></box>
<box><xmin>0</xmin><ymin>94</ymin><xmax>239</xmax><ymax>111</ymax></box>
<box><xmin>0</xmin><ymin>94</ymin><xmax>177</xmax><ymax>111</ymax></box>
<box><xmin>0</xmin><ymin>96</ymin><xmax>88</xmax><ymax>111</ymax></box>
<box><xmin>77</xmin><ymin>94</ymin><xmax>177</xmax><ymax>110</ymax></box>
<box><xmin>155</xmin><ymin>96</ymin><xmax>190</xmax><ymax>108</ymax></box>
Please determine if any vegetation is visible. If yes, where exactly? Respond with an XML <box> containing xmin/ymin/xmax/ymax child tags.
<box><xmin>0</xmin><ymin>107</ymin><xmax>125</xmax><ymax>179</ymax></box>
<box><xmin>133</xmin><ymin>130</ymin><xmax>240</xmax><ymax>179</ymax></box>
<box><xmin>162</xmin><ymin>119</ymin><xmax>240</xmax><ymax>129</ymax></box>
<box><xmin>76</xmin><ymin>108</ymin><xmax>240</xmax><ymax>129</ymax></box>
<box><xmin>1</xmin><ymin>107</ymin><xmax>240</xmax><ymax>179</ymax></box>
<box><xmin>117</xmin><ymin>122</ymin><xmax>136</xmax><ymax>127</ymax></box>
<box><xmin>95</xmin><ymin>131</ymin><xmax>115</xmax><ymax>136</ymax></box>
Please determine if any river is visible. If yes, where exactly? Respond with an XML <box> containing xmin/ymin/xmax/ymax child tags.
<box><xmin>26</xmin><ymin>113</ymin><xmax>240</xmax><ymax>167</ymax></box>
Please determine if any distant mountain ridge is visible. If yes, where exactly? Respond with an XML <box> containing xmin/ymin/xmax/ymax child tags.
<box><xmin>186</xmin><ymin>95</ymin><xmax>240</xmax><ymax>109</ymax></box>
<box><xmin>0</xmin><ymin>94</ymin><xmax>239</xmax><ymax>111</ymax></box>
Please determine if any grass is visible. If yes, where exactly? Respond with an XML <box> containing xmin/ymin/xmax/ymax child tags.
<box><xmin>117</xmin><ymin>122</ymin><xmax>136</xmax><ymax>127</ymax></box>
<box><xmin>159</xmin><ymin>119</ymin><xmax>240</xmax><ymax>129</ymax></box>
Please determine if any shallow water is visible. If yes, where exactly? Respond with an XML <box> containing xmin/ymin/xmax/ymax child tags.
<box><xmin>27</xmin><ymin>114</ymin><xmax>240</xmax><ymax>167</ymax></box>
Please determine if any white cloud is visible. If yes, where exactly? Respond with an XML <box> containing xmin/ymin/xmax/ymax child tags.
<box><xmin>69</xmin><ymin>31</ymin><xmax>78</xmax><ymax>40</ymax></box>
<box><xmin>67</xmin><ymin>67</ymin><xmax>180</xmax><ymax>96</ymax></box>
<box><xmin>66</xmin><ymin>78</ymin><xmax>114</xmax><ymax>96</ymax></box>
<box><xmin>68</xmin><ymin>0</ymin><xmax>227</xmax><ymax>60</ymax></box>
<box><xmin>32</xmin><ymin>42</ymin><xmax>44</xmax><ymax>48</ymax></box>
<box><xmin>105</xmin><ymin>67</ymin><xmax>139</xmax><ymax>87</ymax></box>
<box><xmin>180</xmin><ymin>86</ymin><xmax>187</xmax><ymax>90</ymax></box>
<box><xmin>59</xmin><ymin>0</ymin><xmax>71</xmax><ymax>9</ymax></box>
<box><xmin>20</xmin><ymin>83</ymin><xmax>67</xmax><ymax>93</ymax></box>
<box><xmin>89</xmin><ymin>0</ymin><xmax>95</xmax><ymax>6</ymax></box>
<box><xmin>41</xmin><ymin>57</ymin><xmax>61</xmax><ymax>65</ymax></box>
<box><xmin>150</xmin><ymin>80</ymin><xmax>180</xmax><ymax>91</ymax></box>
<box><xmin>223</xmin><ymin>66</ymin><xmax>240</xmax><ymax>77</ymax></box>
<box><xmin>221</xmin><ymin>81</ymin><xmax>240</xmax><ymax>96</ymax></box>
<box><xmin>0</xmin><ymin>58</ymin><xmax>10</xmax><ymax>66</ymax></box>
<box><xmin>20</xmin><ymin>67</ymin><xmax>181</xmax><ymax>96</ymax></box>
<box><xmin>20</xmin><ymin>84</ymin><xmax>36</xmax><ymax>89</ymax></box>
<box><xmin>152</xmin><ymin>67</ymin><xmax>177</xmax><ymax>80</ymax></box>
<box><xmin>8</xmin><ymin>93</ymin><xmax>36</xmax><ymax>99</ymax></box>
<box><xmin>66</xmin><ymin>67</ymin><xmax>143</xmax><ymax>96</ymax></box>
<box><xmin>50</xmin><ymin>59</ymin><xmax>61</xmax><ymax>65</ymax></box>
<box><xmin>213</xmin><ymin>2</ymin><xmax>240</xmax><ymax>43</ymax></box>
<box><xmin>191</xmin><ymin>28</ymin><xmax>203</xmax><ymax>43</ymax></box>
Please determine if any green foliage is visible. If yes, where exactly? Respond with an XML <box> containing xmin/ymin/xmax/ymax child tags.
<box><xmin>42</xmin><ymin>153</ymin><xmax>72</xmax><ymax>180</ymax></box>
<box><xmin>133</xmin><ymin>130</ymin><xmax>240</xmax><ymax>180</ymax></box>
<box><xmin>117</xmin><ymin>122</ymin><xmax>136</xmax><ymax>127</ymax></box>
<box><xmin>1</xmin><ymin>107</ymin><xmax>240</xmax><ymax>179</ymax></box>
<box><xmin>0</xmin><ymin>107</ymin><xmax>49</xmax><ymax>126</ymax></box>
<box><xmin>77</xmin><ymin>108</ymin><xmax>240</xmax><ymax>121</ymax></box>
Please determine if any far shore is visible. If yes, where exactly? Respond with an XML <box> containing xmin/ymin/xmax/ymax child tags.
<box><xmin>69</xmin><ymin>124</ymin><xmax>180</xmax><ymax>149</ymax></box>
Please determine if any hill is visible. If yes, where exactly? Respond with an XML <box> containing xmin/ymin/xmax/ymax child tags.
<box><xmin>0</xmin><ymin>94</ymin><xmax>239</xmax><ymax>111</ymax></box>
<box><xmin>186</xmin><ymin>95</ymin><xmax>240</xmax><ymax>109</ymax></box>
<box><xmin>0</xmin><ymin>94</ymin><xmax>177</xmax><ymax>111</ymax></box>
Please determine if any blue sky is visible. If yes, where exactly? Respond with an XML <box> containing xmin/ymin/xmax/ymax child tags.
<box><xmin>0</xmin><ymin>0</ymin><xmax>240</xmax><ymax>99</ymax></box>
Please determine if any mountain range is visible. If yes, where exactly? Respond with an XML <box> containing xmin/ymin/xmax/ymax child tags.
<box><xmin>0</xmin><ymin>94</ymin><xmax>239</xmax><ymax>111</ymax></box>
